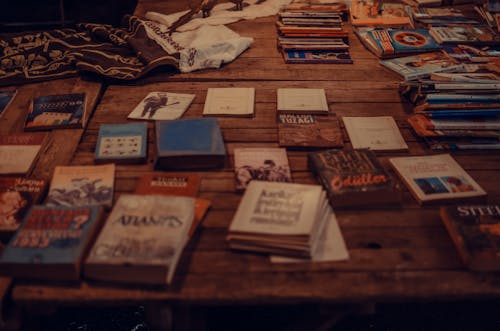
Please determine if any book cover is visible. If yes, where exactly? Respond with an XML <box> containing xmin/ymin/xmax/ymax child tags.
<box><xmin>25</xmin><ymin>93</ymin><xmax>87</xmax><ymax>131</ymax></box>
<box><xmin>430</xmin><ymin>26</ymin><xmax>499</xmax><ymax>45</ymax></box>
<box><xmin>366</xmin><ymin>29</ymin><xmax>441</xmax><ymax>57</ymax></box>
<box><xmin>202</xmin><ymin>88</ymin><xmax>255</xmax><ymax>117</ymax></box>
<box><xmin>234</xmin><ymin>147</ymin><xmax>292</xmax><ymax>191</ymax></box>
<box><xmin>308</xmin><ymin>149</ymin><xmax>401</xmax><ymax>208</ymax></box>
<box><xmin>127</xmin><ymin>92</ymin><xmax>195</xmax><ymax>120</ymax></box>
<box><xmin>0</xmin><ymin>132</ymin><xmax>47</xmax><ymax>175</ymax></box>
<box><xmin>277</xmin><ymin>88</ymin><xmax>329</xmax><ymax>114</ymax></box>
<box><xmin>0</xmin><ymin>177</ymin><xmax>47</xmax><ymax>232</ymax></box>
<box><xmin>440</xmin><ymin>205</ymin><xmax>500</xmax><ymax>270</ymax></box>
<box><xmin>343</xmin><ymin>116</ymin><xmax>408</xmax><ymax>151</ymax></box>
<box><xmin>46</xmin><ymin>164</ymin><xmax>115</xmax><ymax>209</ymax></box>
<box><xmin>408</xmin><ymin>115</ymin><xmax>500</xmax><ymax>138</ymax></box>
<box><xmin>94</xmin><ymin>122</ymin><xmax>148</xmax><ymax>164</ymax></box>
<box><xmin>0</xmin><ymin>90</ymin><xmax>16</xmax><ymax>117</ymax></box>
<box><xmin>380</xmin><ymin>52</ymin><xmax>464</xmax><ymax>80</ymax></box>
<box><xmin>155</xmin><ymin>118</ymin><xmax>226</xmax><ymax>170</ymax></box>
<box><xmin>389</xmin><ymin>154</ymin><xmax>487</xmax><ymax>205</ymax></box>
<box><xmin>409</xmin><ymin>115</ymin><xmax>500</xmax><ymax>130</ymax></box>
<box><xmin>278</xmin><ymin>113</ymin><xmax>344</xmax><ymax>148</ymax></box>
<box><xmin>282</xmin><ymin>49</ymin><xmax>353</xmax><ymax>64</ymax></box>
<box><xmin>350</xmin><ymin>0</ymin><xmax>412</xmax><ymax>26</ymax></box>
<box><xmin>0</xmin><ymin>205</ymin><xmax>103</xmax><ymax>280</ymax></box>
<box><xmin>84</xmin><ymin>194</ymin><xmax>195</xmax><ymax>285</ymax></box>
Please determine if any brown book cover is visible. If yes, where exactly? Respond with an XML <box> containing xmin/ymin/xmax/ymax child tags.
<box><xmin>0</xmin><ymin>132</ymin><xmax>47</xmax><ymax>176</ymax></box>
<box><xmin>278</xmin><ymin>113</ymin><xmax>344</xmax><ymax>148</ymax></box>
<box><xmin>440</xmin><ymin>205</ymin><xmax>500</xmax><ymax>271</ymax></box>
<box><xmin>0</xmin><ymin>177</ymin><xmax>47</xmax><ymax>233</ymax></box>
<box><xmin>308</xmin><ymin>149</ymin><xmax>401</xmax><ymax>208</ymax></box>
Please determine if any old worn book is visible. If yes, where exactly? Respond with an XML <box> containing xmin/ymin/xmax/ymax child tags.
<box><xmin>203</xmin><ymin>88</ymin><xmax>255</xmax><ymax>117</ymax></box>
<box><xmin>233</xmin><ymin>147</ymin><xmax>292</xmax><ymax>191</ymax></box>
<box><xmin>84</xmin><ymin>194</ymin><xmax>195</xmax><ymax>285</ymax></box>
<box><xmin>155</xmin><ymin>118</ymin><xmax>226</xmax><ymax>170</ymax></box>
<box><xmin>0</xmin><ymin>132</ymin><xmax>47</xmax><ymax>175</ymax></box>
<box><xmin>94</xmin><ymin>122</ymin><xmax>148</xmax><ymax>164</ymax></box>
<box><xmin>0</xmin><ymin>90</ymin><xmax>16</xmax><ymax>117</ymax></box>
<box><xmin>46</xmin><ymin>164</ymin><xmax>115</xmax><ymax>209</ymax></box>
<box><xmin>127</xmin><ymin>92</ymin><xmax>195</xmax><ymax>120</ymax></box>
<box><xmin>227</xmin><ymin>181</ymin><xmax>329</xmax><ymax>258</ymax></box>
<box><xmin>343</xmin><ymin>116</ymin><xmax>408</xmax><ymax>151</ymax></box>
<box><xmin>0</xmin><ymin>205</ymin><xmax>103</xmax><ymax>281</ymax></box>
<box><xmin>389</xmin><ymin>154</ymin><xmax>487</xmax><ymax>205</ymax></box>
<box><xmin>25</xmin><ymin>93</ymin><xmax>87</xmax><ymax>130</ymax></box>
<box><xmin>277</xmin><ymin>88</ymin><xmax>329</xmax><ymax>114</ymax></box>
<box><xmin>441</xmin><ymin>205</ymin><xmax>500</xmax><ymax>271</ymax></box>
<box><xmin>0</xmin><ymin>177</ymin><xmax>47</xmax><ymax>233</ymax></box>
<box><xmin>308</xmin><ymin>149</ymin><xmax>401</xmax><ymax>208</ymax></box>
<box><xmin>278</xmin><ymin>113</ymin><xmax>344</xmax><ymax>148</ymax></box>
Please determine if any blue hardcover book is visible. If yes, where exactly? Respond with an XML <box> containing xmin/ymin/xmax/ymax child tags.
<box><xmin>95</xmin><ymin>122</ymin><xmax>148</xmax><ymax>164</ymax></box>
<box><xmin>0</xmin><ymin>205</ymin><xmax>103</xmax><ymax>281</ymax></box>
<box><xmin>155</xmin><ymin>118</ymin><xmax>226</xmax><ymax>170</ymax></box>
<box><xmin>368</xmin><ymin>29</ymin><xmax>441</xmax><ymax>58</ymax></box>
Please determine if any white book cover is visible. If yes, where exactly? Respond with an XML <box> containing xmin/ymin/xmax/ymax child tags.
<box><xmin>277</xmin><ymin>88</ymin><xmax>329</xmax><ymax>113</ymax></box>
<box><xmin>203</xmin><ymin>88</ymin><xmax>255</xmax><ymax>117</ymax></box>
<box><xmin>343</xmin><ymin>116</ymin><xmax>408</xmax><ymax>151</ymax></box>
<box><xmin>389</xmin><ymin>154</ymin><xmax>486</xmax><ymax>204</ymax></box>
<box><xmin>229</xmin><ymin>181</ymin><xmax>324</xmax><ymax>236</ymax></box>
<box><xmin>128</xmin><ymin>92</ymin><xmax>195</xmax><ymax>120</ymax></box>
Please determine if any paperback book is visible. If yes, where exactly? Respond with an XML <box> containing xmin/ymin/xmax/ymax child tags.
<box><xmin>277</xmin><ymin>88</ymin><xmax>329</xmax><ymax>114</ymax></box>
<box><xmin>343</xmin><ymin>116</ymin><xmax>408</xmax><ymax>151</ymax></box>
<box><xmin>429</xmin><ymin>26</ymin><xmax>500</xmax><ymax>45</ymax></box>
<box><xmin>0</xmin><ymin>205</ymin><xmax>103</xmax><ymax>280</ymax></box>
<box><xmin>282</xmin><ymin>49</ymin><xmax>353</xmax><ymax>64</ymax></box>
<box><xmin>350</xmin><ymin>0</ymin><xmax>412</xmax><ymax>26</ymax></box>
<box><xmin>0</xmin><ymin>90</ymin><xmax>16</xmax><ymax>117</ymax></box>
<box><xmin>233</xmin><ymin>147</ymin><xmax>292</xmax><ymax>191</ymax></box>
<box><xmin>203</xmin><ymin>88</ymin><xmax>255</xmax><ymax>117</ymax></box>
<box><xmin>84</xmin><ymin>194</ymin><xmax>195</xmax><ymax>285</ymax></box>
<box><xmin>25</xmin><ymin>93</ymin><xmax>87</xmax><ymax>130</ymax></box>
<box><xmin>127</xmin><ymin>92</ymin><xmax>195</xmax><ymax>120</ymax></box>
<box><xmin>94</xmin><ymin>122</ymin><xmax>148</xmax><ymax>164</ymax></box>
<box><xmin>389</xmin><ymin>154</ymin><xmax>487</xmax><ymax>205</ymax></box>
<box><xmin>0</xmin><ymin>132</ymin><xmax>47</xmax><ymax>175</ymax></box>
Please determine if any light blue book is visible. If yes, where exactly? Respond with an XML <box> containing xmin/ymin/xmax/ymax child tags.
<box><xmin>95</xmin><ymin>122</ymin><xmax>148</xmax><ymax>164</ymax></box>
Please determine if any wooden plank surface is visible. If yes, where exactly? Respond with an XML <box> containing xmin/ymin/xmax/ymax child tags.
<box><xmin>8</xmin><ymin>1</ymin><xmax>500</xmax><ymax>308</ymax></box>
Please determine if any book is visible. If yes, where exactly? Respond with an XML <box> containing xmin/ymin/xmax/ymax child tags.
<box><xmin>408</xmin><ymin>115</ymin><xmax>500</xmax><ymax>138</ymax></box>
<box><xmin>0</xmin><ymin>90</ymin><xmax>16</xmax><ymax>117</ymax></box>
<box><xmin>424</xmin><ymin>136</ymin><xmax>500</xmax><ymax>150</ymax></box>
<box><xmin>25</xmin><ymin>93</ymin><xmax>87</xmax><ymax>130</ymax></box>
<box><xmin>226</xmin><ymin>181</ymin><xmax>329</xmax><ymax>258</ymax></box>
<box><xmin>282</xmin><ymin>49</ymin><xmax>353</xmax><ymax>64</ymax></box>
<box><xmin>127</xmin><ymin>92</ymin><xmax>195</xmax><ymax>120</ymax></box>
<box><xmin>233</xmin><ymin>147</ymin><xmax>292</xmax><ymax>191</ymax></box>
<box><xmin>46</xmin><ymin>164</ymin><xmax>115</xmax><ymax>209</ymax></box>
<box><xmin>277</xmin><ymin>113</ymin><xmax>344</xmax><ymax>148</ymax></box>
<box><xmin>380</xmin><ymin>52</ymin><xmax>464</xmax><ymax>81</ymax></box>
<box><xmin>84</xmin><ymin>194</ymin><xmax>195</xmax><ymax>285</ymax></box>
<box><xmin>0</xmin><ymin>132</ymin><xmax>47</xmax><ymax>175</ymax></box>
<box><xmin>389</xmin><ymin>154</ymin><xmax>487</xmax><ymax>205</ymax></box>
<box><xmin>277</xmin><ymin>88</ymin><xmax>329</xmax><ymax>114</ymax></box>
<box><xmin>155</xmin><ymin>118</ymin><xmax>226</xmax><ymax>170</ymax></box>
<box><xmin>308</xmin><ymin>149</ymin><xmax>401</xmax><ymax>208</ymax></box>
<box><xmin>0</xmin><ymin>205</ymin><xmax>103</xmax><ymax>280</ymax></box>
<box><xmin>202</xmin><ymin>88</ymin><xmax>255</xmax><ymax>117</ymax></box>
<box><xmin>408</xmin><ymin>115</ymin><xmax>500</xmax><ymax>130</ymax></box>
<box><xmin>343</xmin><ymin>116</ymin><xmax>408</xmax><ymax>151</ymax></box>
<box><xmin>442</xmin><ymin>44</ymin><xmax>500</xmax><ymax>63</ymax></box>
<box><xmin>440</xmin><ymin>205</ymin><xmax>500</xmax><ymax>271</ymax></box>
<box><xmin>0</xmin><ymin>177</ymin><xmax>47</xmax><ymax>233</ymax></box>
<box><xmin>429</xmin><ymin>26</ymin><xmax>500</xmax><ymax>45</ymax></box>
<box><xmin>94</xmin><ymin>122</ymin><xmax>148</xmax><ymax>164</ymax></box>
<box><xmin>350</xmin><ymin>0</ymin><xmax>412</xmax><ymax>27</ymax></box>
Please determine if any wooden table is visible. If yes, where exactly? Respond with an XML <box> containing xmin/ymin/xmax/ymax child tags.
<box><xmin>2</xmin><ymin>0</ymin><xmax>500</xmax><ymax>328</ymax></box>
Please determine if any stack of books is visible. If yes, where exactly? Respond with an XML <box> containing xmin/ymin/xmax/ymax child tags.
<box><xmin>475</xmin><ymin>0</ymin><xmax>500</xmax><ymax>33</ymax></box>
<box><xmin>276</xmin><ymin>2</ymin><xmax>352</xmax><ymax>64</ymax></box>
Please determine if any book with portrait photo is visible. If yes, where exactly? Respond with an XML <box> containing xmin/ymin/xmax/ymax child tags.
<box><xmin>128</xmin><ymin>92</ymin><xmax>195</xmax><ymax>121</ymax></box>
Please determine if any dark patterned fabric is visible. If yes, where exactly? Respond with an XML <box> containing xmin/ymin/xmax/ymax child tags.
<box><xmin>0</xmin><ymin>16</ymin><xmax>179</xmax><ymax>86</ymax></box>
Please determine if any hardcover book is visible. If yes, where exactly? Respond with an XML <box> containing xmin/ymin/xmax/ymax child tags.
<box><xmin>389</xmin><ymin>154</ymin><xmax>487</xmax><ymax>205</ymax></box>
<box><xmin>155</xmin><ymin>118</ymin><xmax>226</xmax><ymax>170</ymax></box>
<box><xmin>233</xmin><ymin>148</ymin><xmax>292</xmax><ymax>191</ymax></box>
<box><xmin>0</xmin><ymin>177</ymin><xmax>46</xmax><ymax>232</ymax></box>
<box><xmin>440</xmin><ymin>204</ymin><xmax>500</xmax><ymax>271</ymax></box>
<box><xmin>277</xmin><ymin>88</ymin><xmax>329</xmax><ymax>114</ymax></box>
<box><xmin>94</xmin><ymin>122</ymin><xmax>148</xmax><ymax>164</ymax></box>
<box><xmin>0</xmin><ymin>90</ymin><xmax>16</xmax><ymax>117</ymax></box>
<box><xmin>308</xmin><ymin>149</ymin><xmax>401</xmax><ymax>208</ymax></box>
<box><xmin>25</xmin><ymin>93</ymin><xmax>87</xmax><ymax>130</ymax></box>
<box><xmin>127</xmin><ymin>92</ymin><xmax>195</xmax><ymax>120</ymax></box>
<box><xmin>342</xmin><ymin>116</ymin><xmax>408</xmax><ymax>151</ymax></box>
<box><xmin>202</xmin><ymin>88</ymin><xmax>255</xmax><ymax>117</ymax></box>
<box><xmin>0</xmin><ymin>132</ymin><xmax>47</xmax><ymax>175</ymax></box>
<box><xmin>0</xmin><ymin>205</ymin><xmax>103</xmax><ymax>280</ymax></box>
<box><xmin>84</xmin><ymin>194</ymin><xmax>195</xmax><ymax>285</ymax></box>
<box><xmin>277</xmin><ymin>113</ymin><xmax>344</xmax><ymax>148</ymax></box>
<box><xmin>46</xmin><ymin>164</ymin><xmax>115</xmax><ymax>209</ymax></box>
